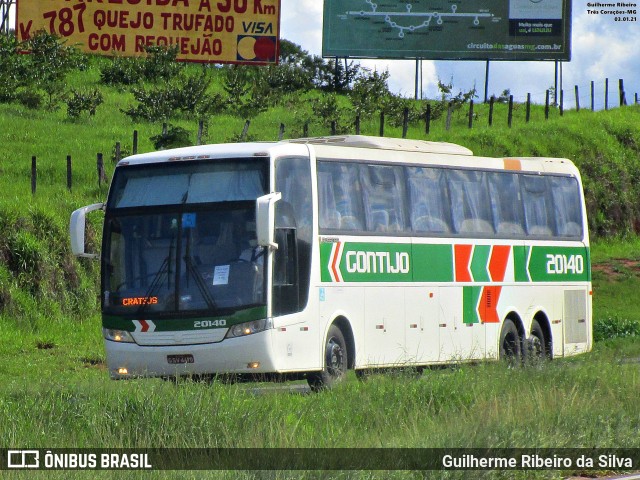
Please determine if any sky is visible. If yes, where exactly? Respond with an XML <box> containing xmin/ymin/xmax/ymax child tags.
<box><xmin>280</xmin><ymin>0</ymin><xmax>640</xmax><ymax>108</ymax></box>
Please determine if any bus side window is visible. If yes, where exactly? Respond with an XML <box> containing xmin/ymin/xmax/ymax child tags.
<box><xmin>447</xmin><ymin>170</ymin><xmax>495</xmax><ymax>235</ymax></box>
<box><xmin>318</xmin><ymin>171</ymin><xmax>341</xmax><ymax>229</ymax></box>
<box><xmin>549</xmin><ymin>176</ymin><xmax>583</xmax><ymax>238</ymax></box>
<box><xmin>406</xmin><ymin>166</ymin><xmax>451</xmax><ymax>234</ymax></box>
<box><xmin>317</xmin><ymin>162</ymin><xmax>365</xmax><ymax>231</ymax></box>
<box><xmin>521</xmin><ymin>175</ymin><xmax>554</xmax><ymax>237</ymax></box>
<box><xmin>488</xmin><ymin>172</ymin><xmax>525</xmax><ymax>237</ymax></box>
<box><xmin>360</xmin><ymin>164</ymin><xmax>407</xmax><ymax>233</ymax></box>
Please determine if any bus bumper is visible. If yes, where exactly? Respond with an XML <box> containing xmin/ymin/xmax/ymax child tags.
<box><xmin>104</xmin><ymin>330</ymin><xmax>275</xmax><ymax>379</ymax></box>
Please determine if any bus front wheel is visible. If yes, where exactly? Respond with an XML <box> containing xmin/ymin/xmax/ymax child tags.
<box><xmin>499</xmin><ymin>318</ymin><xmax>522</xmax><ymax>365</ymax></box>
<box><xmin>307</xmin><ymin>324</ymin><xmax>348</xmax><ymax>391</ymax></box>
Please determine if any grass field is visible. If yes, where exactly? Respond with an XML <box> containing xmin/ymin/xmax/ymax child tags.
<box><xmin>1</xmin><ymin>206</ymin><xmax>640</xmax><ymax>480</ymax></box>
<box><xmin>2</xmin><ymin>57</ymin><xmax>640</xmax><ymax>479</ymax></box>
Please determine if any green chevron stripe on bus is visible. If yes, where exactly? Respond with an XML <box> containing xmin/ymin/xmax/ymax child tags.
<box><xmin>322</xmin><ymin>242</ymin><xmax>590</xmax><ymax>284</ymax></box>
<box><xmin>514</xmin><ymin>245</ymin><xmax>591</xmax><ymax>282</ymax></box>
<box><xmin>469</xmin><ymin>245</ymin><xmax>491</xmax><ymax>282</ymax></box>
<box><xmin>463</xmin><ymin>286</ymin><xmax>483</xmax><ymax>324</ymax></box>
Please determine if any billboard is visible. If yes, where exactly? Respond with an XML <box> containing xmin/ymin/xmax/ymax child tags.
<box><xmin>323</xmin><ymin>0</ymin><xmax>571</xmax><ymax>61</ymax></box>
<box><xmin>17</xmin><ymin>0</ymin><xmax>281</xmax><ymax>64</ymax></box>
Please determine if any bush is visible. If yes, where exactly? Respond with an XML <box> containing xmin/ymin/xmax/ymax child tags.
<box><xmin>21</xmin><ymin>30</ymin><xmax>85</xmax><ymax>108</ymax></box>
<box><xmin>16</xmin><ymin>90</ymin><xmax>43</xmax><ymax>110</ymax></box>
<box><xmin>150</xmin><ymin>124</ymin><xmax>191</xmax><ymax>150</ymax></box>
<box><xmin>100</xmin><ymin>45</ymin><xmax>183</xmax><ymax>85</ymax></box>
<box><xmin>6</xmin><ymin>230</ymin><xmax>44</xmax><ymax>295</ymax></box>
<box><xmin>100</xmin><ymin>45</ymin><xmax>182</xmax><ymax>86</ymax></box>
<box><xmin>122</xmin><ymin>85</ymin><xmax>175</xmax><ymax>122</ymax></box>
<box><xmin>222</xmin><ymin>66</ymin><xmax>267</xmax><ymax>118</ymax></box>
<box><xmin>122</xmin><ymin>73</ymin><xmax>223</xmax><ymax>122</ymax></box>
<box><xmin>141</xmin><ymin>44</ymin><xmax>182</xmax><ymax>82</ymax></box>
<box><xmin>0</xmin><ymin>34</ymin><xmax>22</xmax><ymax>102</ymax></box>
<box><xmin>66</xmin><ymin>88</ymin><xmax>104</xmax><ymax>118</ymax></box>
<box><xmin>349</xmin><ymin>69</ymin><xmax>392</xmax><ymax>116</ymax></box>
<box><xmin>594</xmin><ymin>315</ymin><xmax>640</xmax><ymax>341</ymax></box>
<box><xmin>435</xmin><ymin>78</ymin><xmax>478</xmax><ymax>112</ymax></box>
<box><xmin>173</xmin><ymin>73</ymin><xmax>224</xmax><ymax>117</ymax></box>
<box><xmin>311</xmin><ymin>93</ymin><xmax>353</xmax><ymax>134</ymax></box>
<box><xmin>99</xmin><ymin>56</ymin><xmax>143</xmax><ymax>86</ymax></box>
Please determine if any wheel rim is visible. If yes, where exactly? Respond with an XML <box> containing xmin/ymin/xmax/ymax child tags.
<box><xmin>326</xmin><ymin>337</ymin><xmax>345</xmax><ymax>377</ymax></box>
<box><xmin>503</xmin><ymin>330</ymin><xmax>519</xmax><ymax>358</ymax></box>
<box><xmin>529</xmin><ymin>334</ymin><xmax>543</xmax><ymax>357</ymax></box>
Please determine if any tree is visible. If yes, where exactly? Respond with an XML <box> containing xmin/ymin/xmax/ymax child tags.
<box><xmin>21</xmin><ymin>30</ymin><xmax>86</xmax><ymax>108</ymax></box>
<box><xmin>349</xmin><ymin>69</ymin><xmax>393</xmax><ymax>115</ymax></box>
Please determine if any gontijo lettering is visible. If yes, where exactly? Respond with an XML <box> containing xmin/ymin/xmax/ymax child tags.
<box><xmin>346</xmin><ymin>251</ymin><xmax>410</xmax><ymax>274</ymax></box>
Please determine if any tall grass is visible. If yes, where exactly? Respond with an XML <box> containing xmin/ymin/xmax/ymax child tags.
<box><xmin>1</xmin><ymin>338</ymin><xmax>639</xmax><ymax>479</ymax></box>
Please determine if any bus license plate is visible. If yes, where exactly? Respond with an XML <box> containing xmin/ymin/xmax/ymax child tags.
<box><xmin>167</xmin><ymin>354</ymin><xmax>194</xmax><ymax>364</ymax></box>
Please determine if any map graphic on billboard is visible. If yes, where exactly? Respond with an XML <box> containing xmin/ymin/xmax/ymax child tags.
<box><xmin>323</xmin><ymin>0</ymin><xmax>571</xmax><ymax>61</ymax></box>
<box><xmin>17</xmin><ymin>0</ymin><xmax>281</xmax><ymax>64</ymax></box>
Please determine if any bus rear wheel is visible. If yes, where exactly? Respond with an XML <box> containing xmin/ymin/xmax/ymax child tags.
<box><xmin>307</xmin><ymin>325</ymin><xmax>348</xmax><ymax>391</ymax></box>
<box><xmin>525</xmin><ymin>319</ymin><xmax>547</xmax><ymax>365</ymax></box>
<box><xmin>499</xmin><ymin>318</ymin><xmax>522</xmax><ymax>366</ymax></box>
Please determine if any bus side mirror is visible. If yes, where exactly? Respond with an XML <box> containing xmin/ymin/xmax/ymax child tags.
<box><xmin>256</xmin><ymin>192</ymin><xmax>281</xmax><ymax>250</ymax></box>
<box><xmin>70</xmin><ymin>203</ymin><xmax>104</xmax><ymax>259</ymax></box>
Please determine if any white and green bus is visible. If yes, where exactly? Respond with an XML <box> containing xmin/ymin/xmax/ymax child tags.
<box><xmin>70</xmin><ymin>135</ymin><xmax>592</xmax><ymax>389</ymax></box>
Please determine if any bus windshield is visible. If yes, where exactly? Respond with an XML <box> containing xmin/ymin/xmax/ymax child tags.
<box><xmin>103</xmin><ymin>160</ymin><xmax>268</xmax><ymax>317</ymax></box>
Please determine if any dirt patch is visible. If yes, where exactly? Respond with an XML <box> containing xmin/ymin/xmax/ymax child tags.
<box><xmin>81</xmin><ymin>357</ymin><xmax>107</xmax><ymax>370</ymax></box>
<box><xmin>592</xmin><ymin>259</ymin><xmax>640</xmax><ymax>281</ymax></box>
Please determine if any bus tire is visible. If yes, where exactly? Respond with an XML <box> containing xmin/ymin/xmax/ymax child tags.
<box><xmin>525</xmin><ymin>319</ymin><xmax>547</xmax><ymax>364</ymax></box>
<box><xmin>307</xmin><ymin>324</ymin><xmax>348</xmax><ymax>391</ymax></box>
<box><xmin>499</xmin><ymin>318</ymin><xmax>521</xmax><ymax>365</ymax></box>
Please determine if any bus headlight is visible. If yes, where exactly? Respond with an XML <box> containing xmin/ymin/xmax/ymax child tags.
<box><xmin>226</xmin><ymin>319</ymin><xmax>269</xmax><ymax>339</ymax></box>
<box><xmin>103</xmin><ymin>328</ymin><xmax>135</xmax><ymax>343</ymax></box>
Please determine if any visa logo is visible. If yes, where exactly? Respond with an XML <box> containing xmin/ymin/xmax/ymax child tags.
<box><xmin>242</xmin><ymin>22</ymin><xmax>274</xmax><ymax>34</ymax></box>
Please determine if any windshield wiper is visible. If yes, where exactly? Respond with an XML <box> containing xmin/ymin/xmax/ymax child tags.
<box><xmin>136</xmin><ymin>232</ymin><xmax>175</xmax><ymax>316</ymax></box>
<box><xmin>182</xmin><ymin>228</ymin><xmax>217</xmax><ymax>310</ymax></box>
<box><xmin>183</xmin><ymin>255</ymin><xmax>217</xmax><ymax>310</ymax></box>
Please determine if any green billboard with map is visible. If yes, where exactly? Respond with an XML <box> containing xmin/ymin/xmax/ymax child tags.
<box><xmin>323</xmin><ymin>0</ymin><xmax>571</xmax><ymax>60</ymax></box>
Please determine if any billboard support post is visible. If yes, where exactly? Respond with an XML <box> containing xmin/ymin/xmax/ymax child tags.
<box><xmin>484</xmin><ymin>60</ymin><xmax>490</xmax><ymax>104</ymax></box>
<box><xmin>554</xmin><ymin>61</ymin><xmax>559</xmax><ymax>106</ymax></box>
<box><xmin>415</xmin><ymin>59</ymin><xmax>419</xmax><ymax>100</ymax></box>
